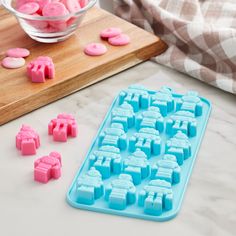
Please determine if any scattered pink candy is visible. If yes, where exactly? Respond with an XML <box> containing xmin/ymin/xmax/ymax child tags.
<box><xmin>27</xmin><ymin>56</ymin><xmax>55</xmax><ymax>83</ymax></box>
<box><xmin>6</xmin><ymin>47</ymin><xmax>30</xmax><ymax>58</ymax></box>
<box><xmin>48</xmin><ymin>113</ymin><xmax>78</xmax><ymax>142</ymax></box>
<box><xmin>34</xmin><ymin>152</ymin><xmax>62</xmax><ymax>183</ymax></box>
<box><xmin>2</xmin><ymin>57</ymin><xmax>25</xmax><ymax>69</ymax></box>
<box><xmin>16</xmin><ymin>125</ymin><xmax>40</xmax><ymax>156</ymax></box>
<box><xmin>108</xmin><ymin>33</ymin><xmax>130</xmax><ymax>46</ymax></box>
<box><xmin>100</xmin><ymin>27</ymin><xmax>122</xmax><ymax>40</ymax></box>
<box><xmin>18</xmin><ymin>2</ymin><xmax>40</xmax><ymax>15</ymax></box>
<box><xmin>84</xmin><ymin>43</ymin><xmax>107</xmax><ymax>56</ymax></box>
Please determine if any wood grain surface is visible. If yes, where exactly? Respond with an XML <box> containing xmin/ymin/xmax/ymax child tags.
<box><xmin>0</xmin><ymin>6</ymin><xmax>167</xmax><ymax>125</ymax></box>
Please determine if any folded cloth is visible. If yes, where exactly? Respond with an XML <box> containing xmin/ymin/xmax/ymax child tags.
<box><xmin>113</xmin><ymin>0</ymin><xmax>236</xmax><ymax>94</ymax></box>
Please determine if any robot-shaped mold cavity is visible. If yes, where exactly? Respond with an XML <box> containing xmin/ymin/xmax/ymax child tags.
<box><xmin>176</xmin><ymin>91</ymin><xmax>203</xmax><ymax>117</ymax></box>
<box><xmin>118</xmin><ymin>85</ymin><xmax>150</xmax><ymax>112</ymax></box>
<box><xmin>151</xmin><ymin>154</ymin><xmax>181</xmax><ymax>184</ymax></box>
<box><xmin>165</xmin><ymin>131</ymin><xmax>191</xmax><ymax>165</ymax></box>
<box><xmin>150</xmin><ymin>86</ymin><xmax>174</xmax><ymax>116</ymax></box>
<box><xmin>135</xmin><ymin>106</ymin><xmax>164</xmax><ymax>132</ymax></box>
<box><xmin>129</xmin><ymin>128</ymin><xmax>161</xmax><ymax>158</ymax></box>
<box><xmin>98</xmin><ymin>123</ymin><xmax>127</xmax><ymax>150</ymax></box>
<box><xmin>105</xmin><ymin>174</ymin><xmax>136</xmax><ymax>210</ymax></box>
<box><xmin>123</xmin><ymin>149</ymin><xmax>150</xmax><ymax>185</ymax></box>
<box><xmin>89</xmin><ymin>145</ymin><xmax>122</xmax><ymax>179</ymax></box>
<box><xmin>48</xmin><ymin>113</ymin><xmax>78</xmax><ymax>142</ymax></box>
<box><xmin>76</xmin><ymin>168</ymin><xmax>104</xmax><ymax>205</ymax></box>
<box><xmin>138</xmin><ymin>179</ymin><xmax>173</xmax><ymax>215</ymax></box>
<box><xmin>166</xmin><ymin>110</ymin><xmax>197</xmax><ymax>137</ymax></box>
<box><xmin>111</xmin><ymin>102</ymin><xmax>135</xmax><ymax>132</ymax></box>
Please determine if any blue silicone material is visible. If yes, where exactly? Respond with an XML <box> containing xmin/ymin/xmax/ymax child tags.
<box><xmin>67</xmin><ymin>85</ymin><xmax>211</xmax><ymax>221</ymax></box>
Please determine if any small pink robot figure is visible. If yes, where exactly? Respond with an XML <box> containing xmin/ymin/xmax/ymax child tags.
<box><xmin>34</xmin><ymin>152</ymin><xmax>62</xmax><ymax>183</ymax></box>
<box><xmin>27</xmin><ymin>56</ymin><xmax>55</xmax><ymax>83</ymax></box>
<box><xmin>48</xmin><ymin>113</ymin><xmax>78</xmax><ymax>142</ymax></box>
<box><xmin>16</xmin><ymin>125</ymin><xmax>40</xmax><ymax>155</ymax></box>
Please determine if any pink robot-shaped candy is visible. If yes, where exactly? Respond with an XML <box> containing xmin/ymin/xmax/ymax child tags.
<box><xmin>16</xmin><ymin>125</ymin><xmax>40</xmax><ymax>155</ymax></box>
<box><xmin>27</xmin><ymin>56</ymin><xmax>55</xmax><ymax>83</ymax></box>
<box><xmin>34</xmin><ymin>152</ymin><xmax>62</xmax><ymax>183</ymax></box>
<box><xmin>48</xmin><ymin>113</ymin><xmax>78</xmax><ymax>142</ymax></box>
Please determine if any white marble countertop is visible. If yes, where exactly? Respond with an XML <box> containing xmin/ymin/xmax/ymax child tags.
<box><xmin>0</xmin><ymin>61</ymin><xmax>235</xmax><ymax>236</ymax></box>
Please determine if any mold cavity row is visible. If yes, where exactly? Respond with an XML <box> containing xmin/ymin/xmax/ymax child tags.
<box><xmin>75</xmin><ymin>85</ymin><xmax>202</xmax><ymax>216</ymax></box>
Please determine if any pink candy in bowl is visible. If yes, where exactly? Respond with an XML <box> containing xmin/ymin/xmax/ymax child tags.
<box><xmin>2</xmin><ymin>0</ymin><xmax>97</xmax><ymax>43</ymax></box>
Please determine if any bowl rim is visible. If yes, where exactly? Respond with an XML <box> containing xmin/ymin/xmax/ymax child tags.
<box><xmin>2</xmin><ymin>0</ymin><xmax>97</xmax><ymax>21</ymax></box>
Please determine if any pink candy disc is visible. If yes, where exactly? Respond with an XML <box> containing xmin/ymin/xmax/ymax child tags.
<box><xmin>6</xmin><ymin>48</ymin><xmax>30</xmax><ymax>58</ymax></box>
<box><xmin>108</xmin><ymin>34</ymin><xmax>130</xmax><ymax>46</ymax></box>
<box><xmin>16</xmin><ymin>0</ymin><xmax>30</xmax><ymax>9</ymax></box>
<box><xmin>18</xmin><ymin>2</ymin><xmax>40</xmax><ymax>15</ymax></box>
<box><xmin>28</xmin><ymin>14</ymin><xmax>49</xmax><ymax>29</ymax></box>
<box><xmin>2</xmin><ymin>57</ymin><xmax>25</xmax><ymax>69</ymax></box>
<box><xmin>42</xmin><ymin>2</ymin><xmax>69</xmax><ymax>30</ymax></box>
<box><xmin>42</xmin><ymin>2</ymin><xmax>69</xmax><ymax>17</ymax></box>
<box><xmin>62</xmin><ymin>0</ymin><xmax>81</xmax><ymax>13</ymax></box>
<box><xmin>100</xmin><ymin>27</ymin><xmax>122</xmax><ymax>40</ymax></box>
<box><xmin>33</xmin><ymin>0</ymin><xmax>51</xmax><ymax>12</ymax></box>
<box><xmin>84</xmin><ymin>43</ymin><xmax>107</xmax><ymax>56</ymax></box>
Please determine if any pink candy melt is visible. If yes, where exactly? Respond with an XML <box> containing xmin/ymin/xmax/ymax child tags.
<box><xmin>48</xmin><ymin>113</ymin><xmax>78</xmax><ymax>142</ymax></box>
<box><xmin>6</xmin><ymin>48</ymin><xmax>30</xmax><ymax>58</ymax></box>
<box><xmin>100</xmin><ymin>27</ymin><xmax>122</xmax><ymax>39</ymax></box>
<box><xmin>42</xmin><ymin>2</ymin><xmax>69</xmax><ymax>17</ymax></box>
<box><xmin>2</xmin><ymin>57</ymin><xmax>25</xmax><ymax>69</ymax></box>
<box><xmin>62</xmin><ymin>0</ymin><xmax>81</xmax><ymax>13</ymax></box>
<box><xmin>34</xmin><ymin>152</ymin><xmax>62</xmax><ymax>183</ymax></box>
<box><xmin>84</xmin><ymin>43</ymin><xmax>107</xmax><ymax>56</ymax></box>
<box><xmin>16</xmin><ymin>125</ymin><xmax>40</xmax><ymax>156</ymax></box>
<box><xmin>108</xmin><ymin>33</ymin><xmax>130</xmax><ymax>46</ymax></box>
<box><xmin>27</xmin><ymin>56</ymin><xmax>55</xmax><ymax>83</ymax></box>
<box><xmin>18</xmin><ymin>2</ymin><xmax>40</xmax><ymax>15</ymax></box>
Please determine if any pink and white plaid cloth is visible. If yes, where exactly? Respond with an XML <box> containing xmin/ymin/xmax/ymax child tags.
<box><xmin>113</xmin><ymin>0</ymin><xmax>236</xmax><ymax>94</ymax></box>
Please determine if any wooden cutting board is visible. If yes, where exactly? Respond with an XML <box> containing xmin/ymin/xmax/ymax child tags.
<box><xmin>0</xmin><ymin>6</ymin><xmax>167</xmax><ymax>125</ymax></box>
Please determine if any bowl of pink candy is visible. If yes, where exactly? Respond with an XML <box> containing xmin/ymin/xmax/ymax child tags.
<box><xmin>2</xmin><ymin>0</ymin><xmax>97</xmax><ymax>43</ymax></box>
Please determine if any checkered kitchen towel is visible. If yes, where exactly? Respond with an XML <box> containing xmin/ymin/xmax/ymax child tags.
<box><xmin>113</xmin><ymin>0</ymin><xmax>236</xmax><ymax>94</ymax></box>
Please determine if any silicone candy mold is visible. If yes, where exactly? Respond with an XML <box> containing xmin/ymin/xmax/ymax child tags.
<box><xmin>138</xmin><ymin>179</ymin><xmax>173</xmax><ymax>215</ymax></box>
<box><xmin>123</xmin><ymin>149</ymin><xmax>150</xmax><ymax>185</ymax></box>
<box><xmin>67</xmin><ymin>85</ymin><xmax>211</xmax><ymax>222</ymax></box>
<box><xmin>34</xmin><ymin>152</ymin><xmax>62</xmax><ymax>183</ymax></box>
<box><xmin>76</xmin><ymin>167</ymin><xmax>104</xmax><ymax>205</ymax></box>
<box><xmin>48</xmin><ymin>113</ymin><xmax>78</xmax><ymax>142</ymax></box>
<box><xmin>105</xmin><ymin>174</ymin><xmax>136</xmax><ymax>210</ymax></box>
<box><xmin>16</xmin><ymin>125</ymin><xmax>40</xmax><ymax>155</ymax></box>
<box><xmin>89</xmin><ymin>146</ymin><xmax>122</xmax><ymax>179</ymax></box>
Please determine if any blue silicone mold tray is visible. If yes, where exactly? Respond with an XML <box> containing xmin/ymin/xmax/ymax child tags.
<box><xmin>67</xmin><ymin>85</ymin><xmax>211</xmax><ymax>221</ymax></box>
